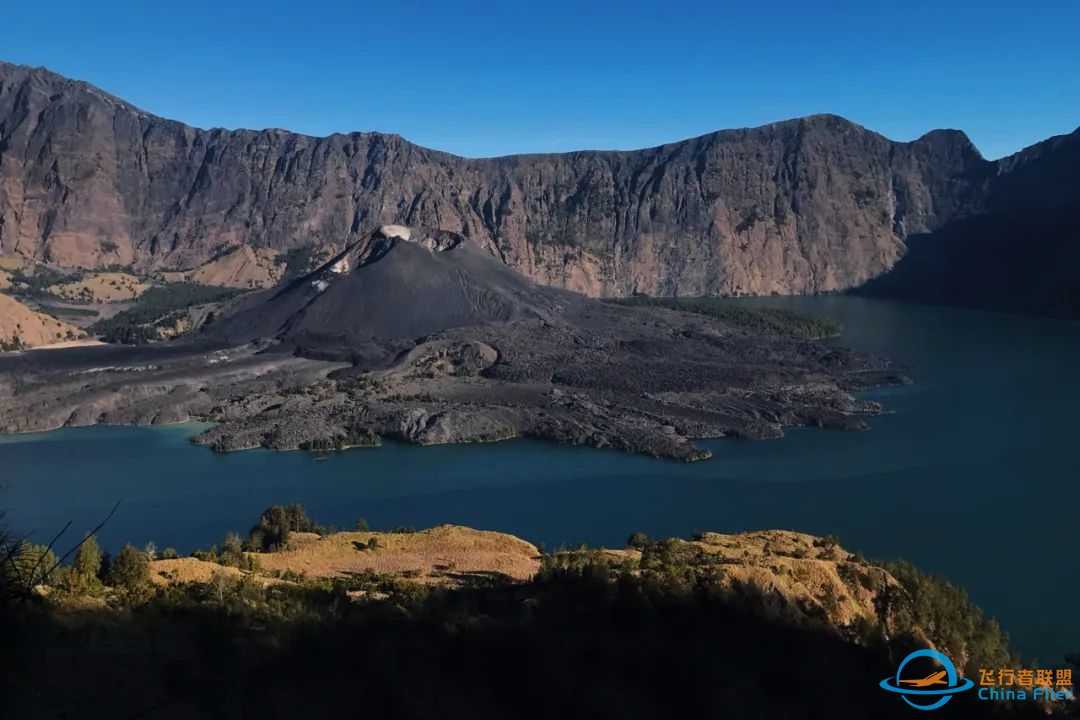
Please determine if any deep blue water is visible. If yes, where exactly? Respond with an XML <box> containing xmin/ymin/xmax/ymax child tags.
<box><xmin>2</xmin><ymin>296</ymin><xmax>1078</xmax><ymax>663</ymax></box>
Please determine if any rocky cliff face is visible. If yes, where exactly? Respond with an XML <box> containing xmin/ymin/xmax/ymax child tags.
<box><xmin>0</xmin><ymin>61</ymin><xmax>1074</xmax><ymax>307</ymax></box>
<box><xmin>858</xmin><ymin>126</ymin><xmax>1080</xmax><ymax>317</ymax></box>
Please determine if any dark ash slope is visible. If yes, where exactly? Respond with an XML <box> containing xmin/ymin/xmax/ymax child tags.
<box><xmin>207</xmin><ymin>227</ymin><xmax>585</xmax><ymax>349</ymax></box>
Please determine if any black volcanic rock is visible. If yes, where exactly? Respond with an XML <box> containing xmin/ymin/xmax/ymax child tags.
<box><xmin>0</xmin><ymin>61</ymin><xmax>1076</xmax><ymax>315</ymax></box>
<box><xmin>207</xmin><ymin>225</ymin><xmax>586</xmax><ymax>348</ymax></box>
<box><xmin>0</xmin><ymin>218</ymin><xmax>898</xmax><ymax>460</ymax></box>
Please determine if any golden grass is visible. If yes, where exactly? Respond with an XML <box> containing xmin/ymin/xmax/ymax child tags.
<box><xmin>185</xmin><ymin>246</ymin><xmax>282</xmax><ymax>289</ymax></box>
<box><xmin>32</xmin><ymin>338</ymin><xmax>106</xmax><ymax>351</ymax></box>
<box><xmin>148</xmin><ymin>558</ymin><xmax>249</xmax><ymax>586</ymax></box>
<box><xmin>256</xmin><ymin>525</ymin><xmax>541</xmax><ymax>585</ymax></box>
<box><xmin>684</xmin><ymin>530</ymin><xmax>897</xmax><ymax>626</ymax></box>
<box><xmin>48</xmin><ymin>272</ymin><xmax>149</xmax><ymax>302</ymax></box>
<box><xmin>142</xmin><ymin>526</ymin><xmax>895</xmax><ymax>633</ymax></box>
<box><xmin>0</xmin><ymin>293</ymin><xmax>84</xmax><ymax>348</ymax></box>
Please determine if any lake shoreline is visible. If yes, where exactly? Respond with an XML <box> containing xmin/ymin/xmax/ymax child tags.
<box><xmin>0</xmin><ymin>301</ymin><xmax>903</xmax><ymax>461</ymax></box>
<box><xmin>4</xmin><ymin>296</ymin><xmax>1078</xmax><ymax>663</ymax></box>
<box><xmin>0</xmin><ymin>364</ymin><xmax>910</xmax><ymax>462</ymax></box>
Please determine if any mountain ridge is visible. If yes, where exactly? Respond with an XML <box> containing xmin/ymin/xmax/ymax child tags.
<box><xmin>0</xmin><ymin>62</ymin><xmax>983</xmax><ymax>155</ymax></box>
<box><xmin>1</xmin><ymin>60</ymin><xmax>1076</xmax><ymax>313</ymax></box>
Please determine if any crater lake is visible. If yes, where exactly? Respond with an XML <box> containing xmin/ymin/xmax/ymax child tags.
<box><xmin>2</xmin><ymin>295</ymin><xmax>1077</xmax><ymax>663</ymax></box>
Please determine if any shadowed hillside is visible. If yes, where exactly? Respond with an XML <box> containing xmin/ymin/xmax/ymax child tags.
<box><xmin>0</xmin><ymin>509</ymin><xmax>1050</xmax><ymax>720</ymax></box>
<box><xmin>858</xmin><ymin>128</ymin><xmax>1080</xmax><ymax>318</ymax></box>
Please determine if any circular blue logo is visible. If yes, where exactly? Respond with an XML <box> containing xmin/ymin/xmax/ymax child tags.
<box><xmin>879</xmin><ymin>649</ymin><xmax>975</xmax><ymax>710</ymax></box>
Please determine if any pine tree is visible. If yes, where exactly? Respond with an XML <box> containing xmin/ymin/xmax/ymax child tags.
<box><xmin>66</xmin><ymin>534</ymin><xmax>104</xmax><ymax>594</ymax></box>
<box><xmin>73</xmin><ymin>534</ymin><xmax>102</xmax><ymax>578</ymax></box>
<box><xmin>109</xmin><ymin>543</ymin><xmax>149</xmax><ymax>590</ymax></box>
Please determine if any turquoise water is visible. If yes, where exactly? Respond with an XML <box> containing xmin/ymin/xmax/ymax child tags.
<box><xmin>2</xmin><ymin>296</ymin><xmax>1078</xmax><ymax>663</ymax></box>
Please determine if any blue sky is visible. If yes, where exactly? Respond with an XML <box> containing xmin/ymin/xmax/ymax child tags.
<box><xmin>5</xmin><ymin>0</ymin><xmax>1078</xmax><ymax>159</ymax></box>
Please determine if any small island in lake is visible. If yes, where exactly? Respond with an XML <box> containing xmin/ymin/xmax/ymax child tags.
<box><xmin>0</xmin><ymin>226</ymin><xmax>906</xmax><ymax>462</ymax></box>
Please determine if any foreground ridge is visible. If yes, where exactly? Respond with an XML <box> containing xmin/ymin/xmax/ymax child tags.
<box><xmin>3</xmin><ymin>518</ymin><xmax>1026</xmax><ymax>719</ymax></box>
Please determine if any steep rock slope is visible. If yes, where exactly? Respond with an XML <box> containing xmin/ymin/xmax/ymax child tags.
<box><xmin>0</xmin><ymin>62</ymin><xmax>982</xmax><ymax>297</ymax></box>
<box><xmin>1</xmin><ymin>61</ymin><xmax>1075</xmax><ymax>313</ymax></box>
<box><xmin>859</xmin><ymin>127</ymin><xmax>1080</xmax><ymax>317</ymax></box>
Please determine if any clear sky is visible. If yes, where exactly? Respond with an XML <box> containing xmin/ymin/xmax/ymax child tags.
<box><xmin>5</xmin><ymin>0</ymin><xmax>1078</xmax><ymax>159</ymax></box>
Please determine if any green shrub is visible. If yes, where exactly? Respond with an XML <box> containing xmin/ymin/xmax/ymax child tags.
<box><xmin>603</xmin><ymin>297</ymin><xmax>842</xmax><ymax>339</ymax></box>
<box><xmin>109</xmin><ymin>543</ymin><xmax>149</xmax><ymax>590</ymax></box>
<box><xmin>60</xmin><ymin>534</ymin><xmax>105</xmax><ymax>595</ymax></box>
<box><xmin>221</xmin><ymin>532</ymin><xmax>245</xmax><ymax>566</ymax></box>
<box><xmin>884</xmin><ymin>560</ymin><xmax>1012</xmax><ymax>672</ymax></box>
<box><xmin>73</xmin><ymin>534</ymin><xmax>103</xmax><ymax>578</ymax></box>
<box><xmin>814</xmin><ymin>534</ymin><xmax>841</xmax><ymax>549</ymax></box>
<box><xmin>1</xmin><ymin>541</ymin><xmax>60</xmax><ymax>587</ymax></box>
<box><xmin>6</xmin><ymin>266</ymin><xmax>76</xmax><ymax>299</ymax></box>
<box><xmin>88</xmin><ymin>282</ymin><xmax>246</xmax><ymax>344</ymax></box>
<box><xmin>275</xmin><ymin>244</ymin><xmax>321</xmax><ymax>280</ymax></box>
<box><xmin>248</xmin><ymin>503</ymin><xmax>316</xmax><ymax>551</ymax></box>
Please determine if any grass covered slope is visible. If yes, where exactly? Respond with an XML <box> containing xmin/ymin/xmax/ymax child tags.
<box><xmin>0</xmin><ymin>293</ymin><xmax>83</xmax><ymax>350</ymax></box>
<box><xmin>160</xmin><ymin>245</ymin><xmax>287</xmax><ymax>289</ymax></box>
<box><xmin>250</xmin><ymin>525</ymin><xmax>541</xmax><ymax>585</ymax></box>
<box><xmin>0</xmin><ymin>513</ymin><xmax>1031</xmax><ymax>720</ymax></box>
<box><xmin>46</xmin><ymin>272</ymin><xmax>149</xmax><ymax>302</ymax></box>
